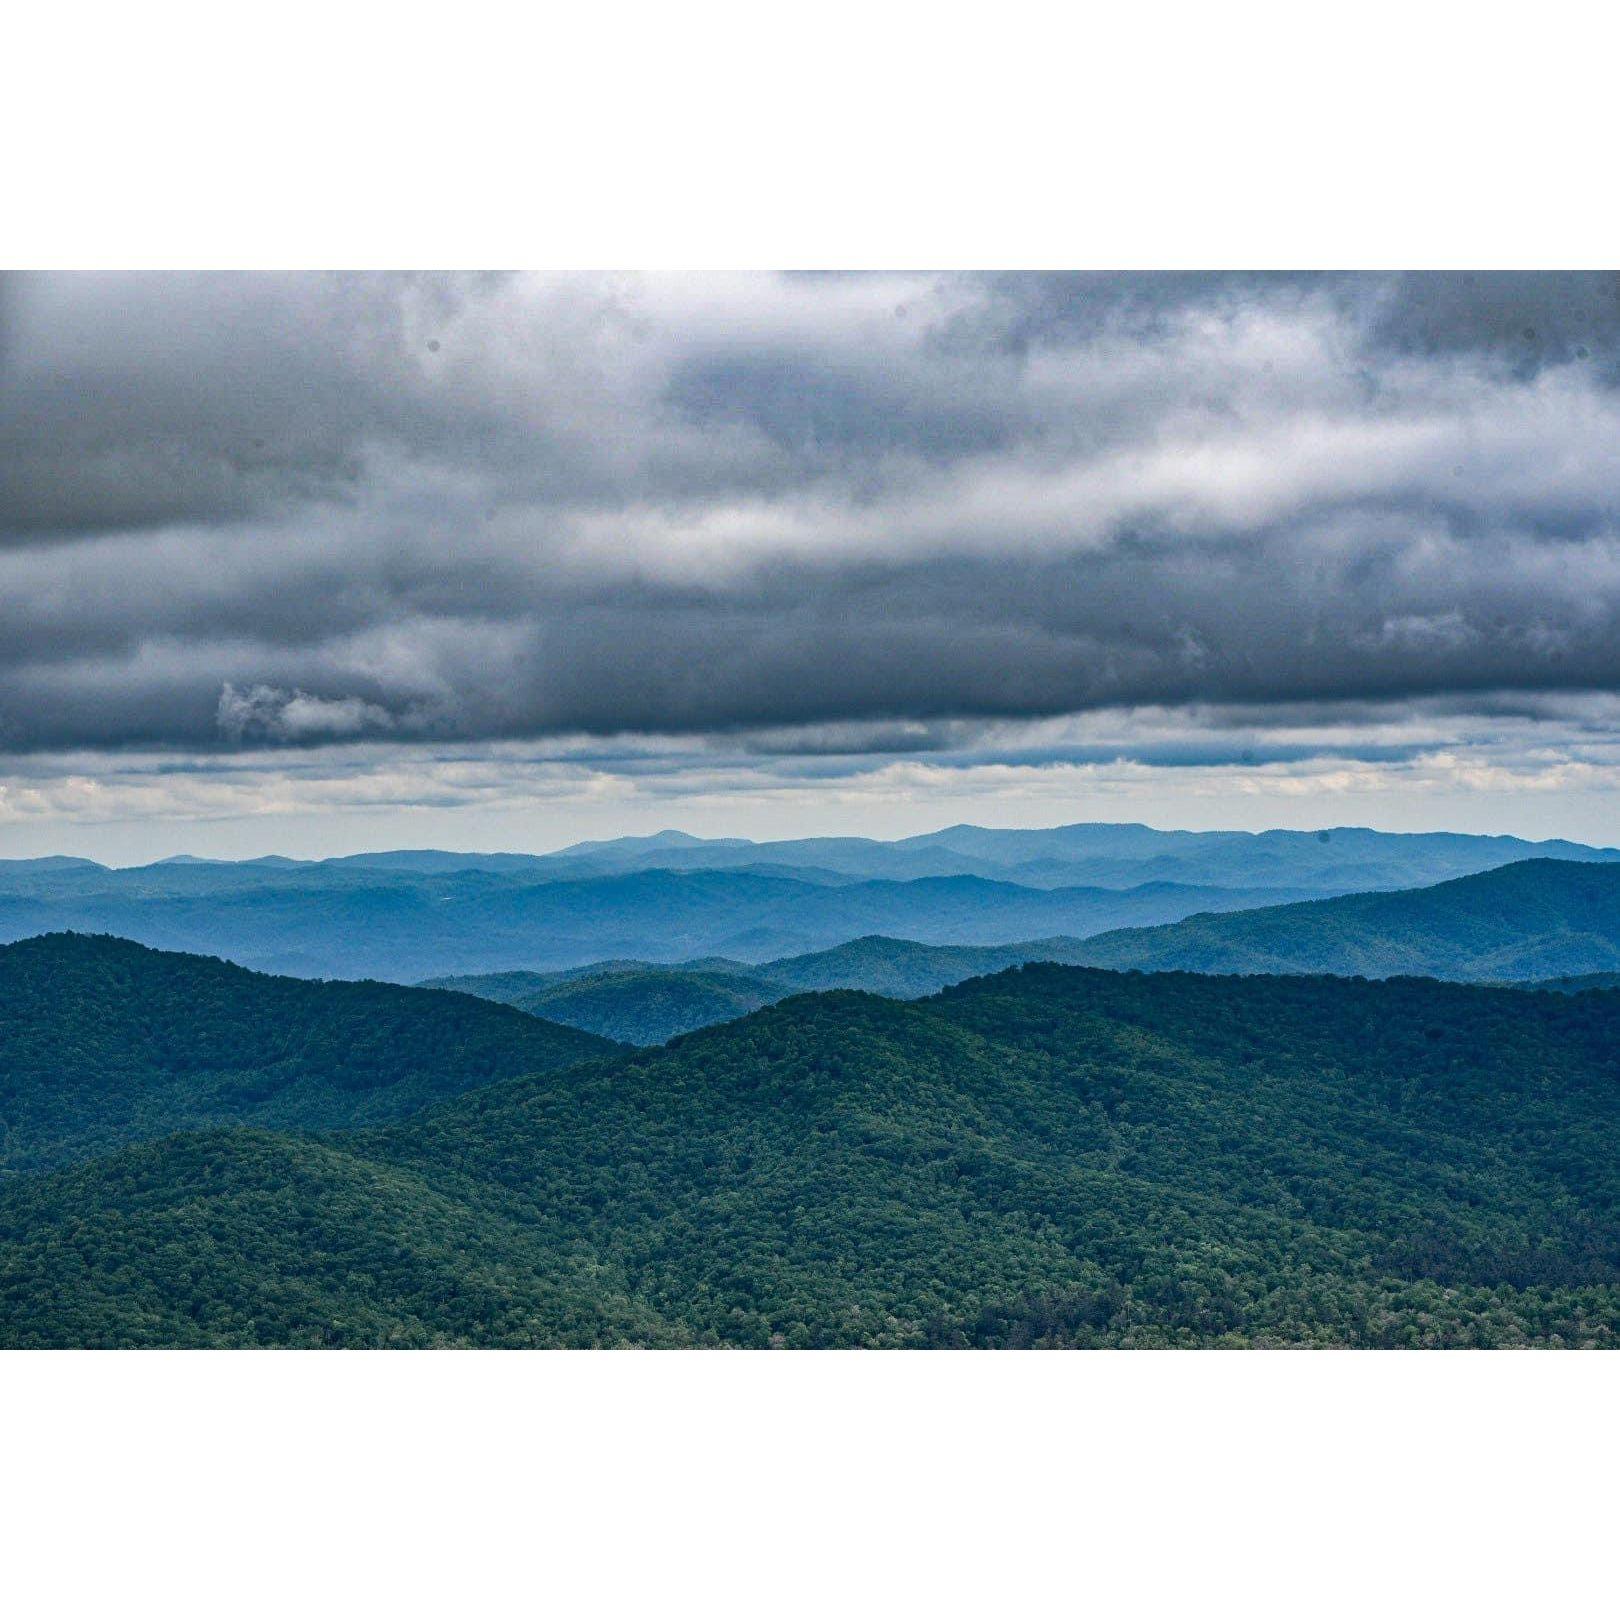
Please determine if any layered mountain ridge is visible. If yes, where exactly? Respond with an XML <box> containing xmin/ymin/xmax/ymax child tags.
<box><xmin>5</xmin><ymin>821</ymin><xmax>1614</xmax><ymax>982</ymax></box>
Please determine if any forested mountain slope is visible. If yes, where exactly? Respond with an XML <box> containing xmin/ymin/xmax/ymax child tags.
<box><xmin>758</xmin><ymin>934</ymin><xmax>1098</xmax><ymax>996</ymax></box>
<box><xmin>0</xmin><ymin>933</ymin><xmax>619</xmax><ymax>1174</ymax></box>
<box><xmin>426</xmin><ymin>936</ymin><xmax>1107</xmax><ymax>1042</ymax></box>
<box><xmin>6</xmin><ymin>962</ymin><xmax>1620</xmax><ymax>1347</ymax></box>
<box><xmin>501</xmin><ymin>966</ymin><xmax>786</xmax><ymax>1046</ymax></box>
<box><xmin>0</xmin><ymin>1129</ymin><xmax>681</xmax><ymax>1348</ymax></box>
<box><xmin>1070</xmin><ymin>860</ymin><xmax>1620</xmax><ymax>981</ymax></box>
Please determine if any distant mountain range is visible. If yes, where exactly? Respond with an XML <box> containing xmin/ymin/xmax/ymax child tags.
<box><xmin>429</xmin><ymin>860</ymin><xmax>1620</xmax><ymax>1043</ymax></box>
<box><xmin>0</xmin><ymin>862</ymin><xmax>1315</xmax><ymax>980</ymax></box>
<box><xmin>512</xmin><ymin>822</ymin><xmax>1620</xmax><ymax>891</ymax></box>
<box><xmin>24</xmin><ymin>819</ymin><xmax>1611</xmax><ymax>888</ymax></box>
<box><xmin>3</xmin><ymin>820</ymin><xmax>1614</xmax><ymax>981</ymax></box>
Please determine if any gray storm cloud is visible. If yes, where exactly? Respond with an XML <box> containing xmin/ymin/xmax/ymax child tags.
<box><xmin>2</xmin><ymin>270</ymin><xmax>1619</xmax><ymax>757</ymax></box>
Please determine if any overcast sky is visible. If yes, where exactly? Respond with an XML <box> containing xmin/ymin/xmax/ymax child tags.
<box><xmin>4</xmin><ymin>270</ymin><xmax>1620</xmax><ymax>861</ymax></box>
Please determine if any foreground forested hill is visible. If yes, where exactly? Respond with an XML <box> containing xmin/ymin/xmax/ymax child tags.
<box><xmin>5</xmin><ymin>960</ymin><xmax>1620</xmax><ymax>1347</ymax></box>
<box><xmin>0</xmin><ymin>933</ymin><xmax>619</xmax><ymax>1174</ymax></box>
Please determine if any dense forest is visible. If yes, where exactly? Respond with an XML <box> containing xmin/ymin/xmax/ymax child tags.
<box><xmin>0</xmin><ymin>933</ymin><xmax>619</xmax><ymax>1174</ymax></box>
<box><xmin>5</xmin><ymin>952</ymin><xmax>1620</xmax><ymax>1347</ymax></box>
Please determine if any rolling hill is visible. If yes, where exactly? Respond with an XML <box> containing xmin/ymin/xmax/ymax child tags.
<box><xmin>0</xmin><ymin>933</ymin><xmax>619</xmax><ymax>1174</ymax></box>
<box><xmin>426</xmin><ymin>935</ymin><xmax>1115</xmax><ymax>1042</ymax></box>
<box><xmin>499</xmin><ymin>966</ymin><xmax>786</xmax><ymax>1046</ymax></box>
<box><xmin>1524</xmin><ymin>972</ymin><xmax>1620</xmax><ymax>993</ymax></box>
<box><xmin>422</xmin><ymin>858</ymin><xmax>1620</xmax><ymax>1044</ymax></box>
<box><xmin>6</xmin><ymin>961</ymin><xmax>1620</xmax><ymax>1347</ymax></box>
<box><xmin>1068</xmin><ymin>859</ymin><xmax>1620</xmax><ymax>981</ymax></box>
<box><xmin>758</xmin><ymin>934</ymin><xmax>1097</xmax><ymax>996</ymax></box>
<box><xmin>432</xmin><ymin>938</ymin><xmax>1116</xmax><ymax>1046</ymax></box>
<box><xmin>419</xmin><ymin>859</ymin><xmax>1620</xmax><ymax>1044</ymax></box>
<box><xmin>400</xmin><ymin>861</ymin><xmax>1620</xmax><ymax>1048</ymax></box>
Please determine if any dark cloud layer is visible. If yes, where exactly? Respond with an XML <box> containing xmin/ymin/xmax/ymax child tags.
<box><xmin>2</xmin><ymin>271</ymin><xmax>1619</xmax><ymax>759</ymax></box>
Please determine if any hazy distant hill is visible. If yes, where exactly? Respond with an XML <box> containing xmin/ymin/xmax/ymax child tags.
<box><xmin>0</xmin><ymin>933</ymin><xmax>619</xmax><ymax>1174</ymax></box>
<box><xmin>1070</xmin><ymin>860</ymin><xmax>1620</xmax><ymax>981</ymax></box>
<box><xmin>502</xmin><ymin>966</ymin><xmax>786</xmax><ymax>1046</ymax></box>
<box><xmin>428</xmin><ymin>935</ymin><xmax>1115</xmax><ymax>1041</ymax></box>
<box><xmin>7</xmin><ymin>822</ymin><xmax>1614</xmax><ymax>982</ymax></box>
<box><xmin>0</xmin><ymin>856</ymin><xmax>107</xmax><ymax>874</ymax></box>
<box><xmin>0</xmin><ymin>860</ymin><xmax>1317</xmax><ymax>980</ymax></box>
<box><xmin>8</xmin><ymin>962</ymin><xmax>1620</xmax><ymax>1347</ymax></box>
<box><xmin>760</xmin><ymin>934</ymin><xmax>1099</xmax><ymax>996</ymax></box>
<box><xmin>542</xmin><ymin>821</ymin><xmax>1620</xmax><ymax>891</ymax></box>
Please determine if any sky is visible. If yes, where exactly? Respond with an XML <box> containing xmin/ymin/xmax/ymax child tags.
<box><xmin>4</xmin><ymin>269</ymin><xmax>1620</xmax><ymax>863</ymax></box>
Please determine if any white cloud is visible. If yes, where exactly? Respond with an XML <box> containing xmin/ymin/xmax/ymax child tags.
<box><xmin>216</xmin><ymin>684</ymin><xmax>400</xmax><ymax>742</ymax></box>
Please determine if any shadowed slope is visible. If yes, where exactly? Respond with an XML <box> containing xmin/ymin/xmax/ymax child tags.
<box><xmin>0</xmin><ymin>933</ymin><xmax>620</xmax><ymax>1173</ymax></box>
